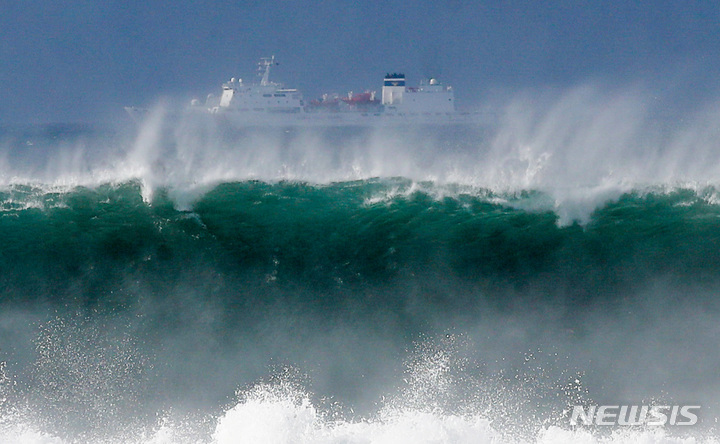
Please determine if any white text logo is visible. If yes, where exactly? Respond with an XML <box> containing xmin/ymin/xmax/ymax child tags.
<box><xmin>570</xmin><ymin>405</ymin><xmax>700</xmax><ymax>426</ymax></box>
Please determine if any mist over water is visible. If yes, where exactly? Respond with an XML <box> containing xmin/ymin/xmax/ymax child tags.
<box><xmin>6</xmin><ymin>83</ymin><xmax>720</xmax><ymax>222</ymax></box>
<box><xmin>2</xmin><ymin>84</ymin><xmax>720</xmax><ymax>443</ymax></box>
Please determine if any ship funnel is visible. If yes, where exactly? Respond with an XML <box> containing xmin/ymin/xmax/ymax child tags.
<box><xmin>382</xmin><ymin>73</ymin><xmax>405</xmax><ymax>105</ymax></box>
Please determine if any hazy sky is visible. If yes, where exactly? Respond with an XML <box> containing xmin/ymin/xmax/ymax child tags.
<box><xmin>2</xmin><ymin>0</ymin><xmax>719</xmax><ymax>124</ymax></box>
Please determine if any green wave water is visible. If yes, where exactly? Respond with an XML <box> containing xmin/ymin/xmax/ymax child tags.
<box><xmin>2</xmin><ymin>120</ymin><xmax>720</xmax><ymax>443</ymax></box>
<box><xmin>2</xmin><ymin>180</ymin><xmax>720</xmax><ymax>307</ymax></box>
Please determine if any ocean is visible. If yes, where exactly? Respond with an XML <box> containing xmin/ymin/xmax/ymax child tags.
<box><xmin>2</xmin><ymin>88</ymin><xmax>720</xmax><ymax>443</ymax></box>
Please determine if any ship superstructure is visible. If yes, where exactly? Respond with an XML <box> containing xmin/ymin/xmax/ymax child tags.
<box><xmin>208</xmin><ymin>56</ymin><xmax>304</xmax><ymax>115</ymax></box>
<box><xmin>380</xmin><ymin>73</ymin><xmax>455</xmax><ymax>115</ymax></box>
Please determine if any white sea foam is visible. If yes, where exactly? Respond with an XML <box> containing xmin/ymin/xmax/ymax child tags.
<box><xmin>1</xmin><ymin>333</ymin><xmax>716</xmax><ymax>444</ymax></box>
<box><xmin>3</xmin><ymin>405</ymin><xmax>716</xmax><ymax>444</ymax></box>
<box><xmin>0</xmin><ymin>425</ymin><xmax>65</xmax><ymax>444</ymax></box>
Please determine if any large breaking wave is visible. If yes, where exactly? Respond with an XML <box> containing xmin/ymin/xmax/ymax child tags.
<box><xmin>1</xmin><ymin>84</ymin><xmax>720</xmax><ymax>442</ymax></box>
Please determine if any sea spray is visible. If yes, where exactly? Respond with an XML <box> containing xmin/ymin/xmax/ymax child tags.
<box><xmin>2</xmin><ymin>84</ymin><xmax>720</xmax><ymax>442</ymax></box>
<box><xmin>0</xmin><ymin>181</ymin><xmax>718</xmax><ymax>440</ymax></box>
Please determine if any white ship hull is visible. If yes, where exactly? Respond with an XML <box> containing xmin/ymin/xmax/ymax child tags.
<box><xmin>206</xmin><ymin>108</ymin><xmax>491</xmax><ymax>128</ymax></box>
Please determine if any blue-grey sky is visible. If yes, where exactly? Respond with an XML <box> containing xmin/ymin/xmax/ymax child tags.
<box><xmin>2</xmin><ymin>0</ymin><xmax>719</xmax><ymax>124</ymax></box>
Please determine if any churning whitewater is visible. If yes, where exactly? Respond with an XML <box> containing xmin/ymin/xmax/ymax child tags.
<box><xmin>2</xmin><ymin>85</ymin><xmax>720</xmax><ymax>443</ymax></box>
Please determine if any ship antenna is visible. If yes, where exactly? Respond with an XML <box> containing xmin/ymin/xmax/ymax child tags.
<box><xmin>258</xmin><ymin>55</ymin><xmax>277</xmax><ymax>86</ymax></box>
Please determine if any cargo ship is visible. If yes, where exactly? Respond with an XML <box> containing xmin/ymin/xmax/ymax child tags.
<box><xmin>127</xmin><ymin>56</ymin><xmax>481</xmax><ymax>126</ymax></box>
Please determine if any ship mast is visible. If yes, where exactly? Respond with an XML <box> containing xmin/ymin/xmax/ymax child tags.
<box><xmin>258</xmin><ymin>55</ymin><xmax>276</xmax><ymax>86</ymax></box>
